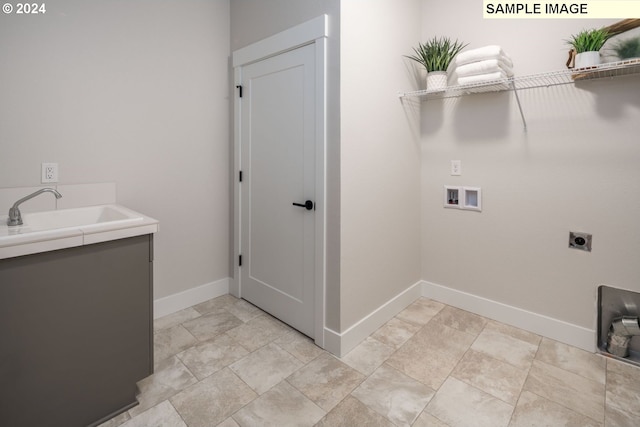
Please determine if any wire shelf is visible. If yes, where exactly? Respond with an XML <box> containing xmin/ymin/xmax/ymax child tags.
<box><xmin>398</xmin><ymin>58</ymin><xmax>640</xmax><ymax>100</ymax></box>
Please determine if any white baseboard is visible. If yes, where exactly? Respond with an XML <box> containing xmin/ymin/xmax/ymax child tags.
<box><xmin>323</xmin><ymin>281</ymin><xmax>422</xmax><ymax>357</ymax></box>
<box><xmin>421</xmin><ymin>280</ymin><xmax>596</xmax><ymax>352</ymax></box>
<box><xmin>154</xmin><ymin>277</ymin><xmax>230</xmax><ymax>319</ymax></box>
<box><xmin>153</xmin><ymin>277</ymin><xmax>596</xmax><ymax>354</ymax></box>
<box><xmin>322</xmin><ymin>327</ymin><xmax>342</xmax><ymax>357</ymax></box>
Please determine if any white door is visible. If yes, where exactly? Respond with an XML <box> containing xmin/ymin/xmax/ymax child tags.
<box><xmin>238</xmin><ymin>43</ymin><xmax>316</xmax><ymax>338</ymax></box>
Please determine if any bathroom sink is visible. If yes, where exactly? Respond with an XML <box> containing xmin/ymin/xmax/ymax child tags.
<box><xmin>18</xmin><ymin>205</ymin><xmax>142</xmax><ymax>231</ymax></box>
<box><xmin>0</xmin><ymin>204</ymin><xmax>158</xmax><ymax>259</ymax></box>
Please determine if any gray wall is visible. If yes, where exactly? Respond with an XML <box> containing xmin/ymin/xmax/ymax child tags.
<box><xmin>340</xmin><ymin>1</ymin><xmax>422</xmax><ymax>331</ymax></box>
<box><xmin>0</xmin><ymin>0</ymin><xmax>231</xmax><ymax>300</ymax></box>
<box><xmin>231</xmin><ymin>0</ymin><xmax>337</xmax><ymax>51</ymax></box>
<box><xmin>420</xmin><ymin>1</ymin><xmax>640</xmax><ymax>330</ymax></box>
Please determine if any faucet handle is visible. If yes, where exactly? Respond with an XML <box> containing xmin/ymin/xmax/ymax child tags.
<box><xmin>7</xmin><ymin>206</ymin><xmax>23</xmax><ymax>226</ymax></box>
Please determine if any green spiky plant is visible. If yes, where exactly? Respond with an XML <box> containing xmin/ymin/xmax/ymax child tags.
<box><xmin>612</xmin><ymin>37</ymin><xmax>640</xmax><ymax>59</ymax></box>
<box><xmin>566</xmin><ymin>28</ymin><xmax>612</xmax><ymax>53</ymax></box>
<box><xmin>405</xmin><ymin>37</ymin><xmax>468</xmax><ymax>72</ymax></box>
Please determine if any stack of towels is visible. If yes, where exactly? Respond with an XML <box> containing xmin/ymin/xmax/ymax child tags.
<box><xmin>448</xmin><ymin>45</ymin><xmax>514</xmax><ymax>86</ymax></box>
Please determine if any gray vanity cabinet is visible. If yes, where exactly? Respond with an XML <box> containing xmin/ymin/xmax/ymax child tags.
<box><xmin>0</xmin><ymin>234</ymin><xmax>154</xmax><ymax>427</ymax></box>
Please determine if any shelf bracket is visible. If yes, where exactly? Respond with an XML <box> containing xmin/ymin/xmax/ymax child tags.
<box><xmin>510</xmin><ymin>81</ymin><xmax>527</xmax><ymax>132</ymax></box>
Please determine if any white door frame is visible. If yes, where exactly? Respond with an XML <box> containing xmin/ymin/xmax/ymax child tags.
<box><xmin>231</xmin><ymin>15</ymin><xmax>328</xmax><ymax>347</ymax></box>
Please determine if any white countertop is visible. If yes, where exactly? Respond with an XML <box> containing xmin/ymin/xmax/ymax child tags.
<box><xmin>0</xmin><ymin>204</ymin><xmax>159</xmax><ymax>260</ymax></box>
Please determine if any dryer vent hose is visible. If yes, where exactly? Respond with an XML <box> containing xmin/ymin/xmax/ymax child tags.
<box><xmin>607</xmin><ymin>316</ymin><xmax>640</xmax><ymax>358</ymax></box>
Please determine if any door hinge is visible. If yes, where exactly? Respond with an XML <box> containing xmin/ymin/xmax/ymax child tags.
<box><xmin>239</xmin><ymin>171</ymin><xmax>243</xmax><ymax>182</ymax></box>
<box><xmin>235</xmin><ymin>85</ymin><xmax>243</xmax><ymax>98</ymax></box>
<box><xmin>239</xmin><ymin>255</ymin><xmax>242</xmax><ymax>266</ymax></box>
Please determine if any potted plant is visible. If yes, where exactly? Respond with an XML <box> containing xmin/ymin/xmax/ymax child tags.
<box><xmin>612</xmin><ymin>36</ymin><xmax>640</xmax><ymax>60</ymax></box>
<box><xmin>406</xmin><ymin>37</ymin><xmax>467</xmax><ymax>91</ymax></box>
<box><xmin>566</xmin><ymin>28</ymin><xmax>612</xmax><ymax>68</ymax></box>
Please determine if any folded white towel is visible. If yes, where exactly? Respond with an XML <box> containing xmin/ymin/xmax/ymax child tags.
<box><xmin>455</xmin><ymin>45</ymin><xmax>513</xmax><ymax>67</ymax></box>
<box><xmin>453</xmin><ymin>58</ymin><xmax>514</xmax><ymax>78</ymax></box>
<box><xmin>457</xmin><ymin>71</ymin><xmax>510</xmax><ymax>86</ymax></box>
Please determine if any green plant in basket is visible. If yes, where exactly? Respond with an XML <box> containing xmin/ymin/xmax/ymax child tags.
<box><xmin>405</xmin><ymin>37</ymin><xmax>468</xmax><ymax>72</ymax></box>
<box><xmin>612</xmin><ymin>37</ymin><xmax>640</xmax><ymax>59</ymax></box>
<box><xmin>566</xmin><ymin>28</ymin><xmax>612</xmax><ymax>53</ymax></box>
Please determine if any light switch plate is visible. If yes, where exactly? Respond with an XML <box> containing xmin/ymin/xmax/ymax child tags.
<box><xmin>451</xmin><ymin>160</ymin><xmax>461</xmax><ymax>176</ymax></box>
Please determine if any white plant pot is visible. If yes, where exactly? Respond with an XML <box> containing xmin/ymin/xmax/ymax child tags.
<box><xmin>426</xmin><ymin>71</ymin><xmax>448</xmax><ymax>91</ymax></box>
<box><xmin>574</xmin><ymin>51</ymin><xmax>601</xmax><ymax>69</ymax></box>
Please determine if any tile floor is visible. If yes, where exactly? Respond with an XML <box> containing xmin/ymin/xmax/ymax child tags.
<box><xmin>99</xmin><ymin>295</ymin><xmax>640</xmax><ymax>427</ymax></box>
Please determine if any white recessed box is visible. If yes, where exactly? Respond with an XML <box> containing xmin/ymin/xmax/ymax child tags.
<box><xmin>462</xmin><ymin>187</ymin><xmax>482</xmax><ymax>211</ymax></box>
<box><xmin>444</xmin><ymin>186</ymin><xmax>461</xmax><ymax>208</ymax></box>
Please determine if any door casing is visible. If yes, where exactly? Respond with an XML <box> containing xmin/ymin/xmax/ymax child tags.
<box><xmin>231</xmin><ymin>15</ymin><xmax>328</xmax><ymax>348</ymax></box>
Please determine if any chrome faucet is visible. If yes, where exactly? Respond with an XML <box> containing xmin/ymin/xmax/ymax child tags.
<box><xmin>7</xmin><ymin>188</ymin><xmax>62</xmax><ymax>226</ymax></box>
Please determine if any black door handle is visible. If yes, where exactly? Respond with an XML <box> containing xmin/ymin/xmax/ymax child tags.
<box><xmin>292</xmin><ymin>200</ymin><xmax>314</xmax><ymax>210</ymax></box>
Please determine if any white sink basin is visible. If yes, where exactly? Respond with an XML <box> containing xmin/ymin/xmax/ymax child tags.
<box><xmin>0</xmin><ymin>204</ymin><xmax>158</xmax><ymax>259</ymax></box>
<box><xmin>18</xmin><ymin>205</ymin><xmax>142</xmax><ymax>231</ymax></box>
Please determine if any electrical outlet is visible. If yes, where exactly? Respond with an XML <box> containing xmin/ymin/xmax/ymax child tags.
<box><xmin>451</xmin><ymin>160</ymin><xmax>461</xmax><ymax>176</ymax></box>
<box><xmin>41</xmin><ymin>163</ymin><xmax>58</xmax><ymax>183</ymax></box>
<box><xmin>569</xmin><ymin>231</ymin><xmax>592</xmax><ymax>252</ymax></box>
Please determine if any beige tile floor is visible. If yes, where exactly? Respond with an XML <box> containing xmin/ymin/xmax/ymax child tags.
<box><xmin>100</xmin><ymin>295</ymin><xmax>640</xmax><ymax>427</ymax></box>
